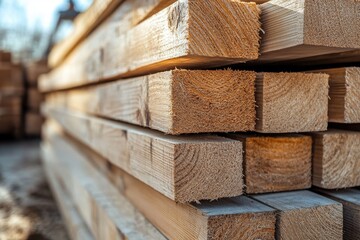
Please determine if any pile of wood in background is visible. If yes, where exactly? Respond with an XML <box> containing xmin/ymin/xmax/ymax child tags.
<box><xmin>0</xmin><ymin>50</ymin><xmax>23</xmax><ymax>138</ymax></box>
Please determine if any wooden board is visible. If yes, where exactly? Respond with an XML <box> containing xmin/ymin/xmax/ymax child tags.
<box><xmin>46</xmin><ymin>69</ymin><xmax>256</xmax><ymax>134</ymax></box>
<box><xmin>312</xmin><ymin>129</ymin><xmax>360</xmax><ymax>189</ymax></box>
<box><xmin>255</xmin><ymin>72</ymin><xmax>329</xmax><ymax>133</ymax></box>
<box><xmin>0</xmin><ymin>50</ymin><xmax>11</xmax><ymax>62</ymax></box>
<box><xmin>43</xmin><ymin>106</ymin><xmax>244</xmax><ymax>203</ymax></box>
<box><xmin>0</xmin><ymin>64</ymin><xmax>23</xmax><ymax>87</ymax></box>
<box><xmin>310</xmin><ymin>67</ymin><xmax>360</xmax><ymax>123</ymax></box>
<box><xmin>25</xmin><ymin>112</ymin><xmax>43</xmax><ymax>136</ymax></box>
<box><xmin>40</xmin><ymin>0</ymin><xmax>261</xmax><ymax>92</ymax></box>
<box><xmin>42</xmin><ymin>129</ymin><xmax>165</xmax><ymax>240</ymax></box>
<box><xmin>27</xmin><ymin>88</ymin><xmax>42</xmax><ymax>111</ymax></box>
<box><xmin>43</xmin><ymin>155</ymin><xmax>94</xmax><ymax>240</ymax></box>
<box><xmin>226</xmin><ymin>133</ymin><xmax>312</xmax><ymax>194</ymax></box>
<box><xmin>43</xmin><ymin>125</ymin><xmax>276</xmax><ymax>240</ymax></box>
<box><xmin>315</xmin><ymin>188</ymin><xmax>360</xmax><ymax>240</ymax></box>
<box><xmin>252</xmin><ymin>190</ymin><xmax>343</xmax><ymax>240</ymax></box>
<box><xmin>257</xmin><ymin>0</ymin><xmax>360</xmax><ymax>63</ymax></box>
<box><xmin>49</xmin><ymin>0</ymin><xmax>124</xmax><ymax>68</ymax></box>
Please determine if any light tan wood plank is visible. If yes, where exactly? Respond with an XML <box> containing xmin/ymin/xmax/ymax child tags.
<box><xmin>253</xmin><ymin>190</ymin><xmax>343</xmax><ymax>240</ymax></box>
<box><xmin>226</xmin><ymin>133</ymin><xmax>312</xmax><ymax>194</ymax></box>
<box><xmin>315</xmin><ymin>188</ymin><xmax>360</xmax><ymax>240</ymax></box>
<box><xmin>43</xmin><ymin>124</ymin><xmax>276</xmax><ymax>240</ymax></box>
<box><xmin>256</xmin><ymin>72</ymin><xmax>329</xmax><ymax>133</ymax></box>
<box><xmin>43</xmin><ymin>155</ymin><xmax>94</xmax><ymax>240</ymax></box>
<box><xmin>40</xmin><ymin>0</ymin><xmax>261</xmax><ymax>92</ymax></box>
<box><xmin>257</xmin><ymin>0</ymin><xmax>360</xmax><ymax>63</ymax></box>
<box><xmin>46</xmin><ymin>69</ymin><xmax>256</xmax><ymax>134</ymax></box>
<box><xmin>43</xmin><ymin>106</ymin><xmax>244</xmax><ymax>203</ymax></box>
<box><xmin>310</xmin><ymin>67</ymin><xmax>360</xmax><ymax>123</ymax></box>
<box><xmin>48</xmin><ymin>0</ymin><xmax>124</xmax><ymax>68</ymax></box>
<box><xmin>42</xmin><ymin>129</ymin><xmax>165</xmax><ymax>240</ymax></box>
<box><xmin>312</xmin><ymin>129</ymin><xmax>360</xmax><ymax>189</ymax></box>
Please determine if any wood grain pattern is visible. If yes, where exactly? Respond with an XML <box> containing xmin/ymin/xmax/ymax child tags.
<box><xmin>43</xmin><ymin>106</ymin><xmax>244</xmax><ymax>203</ymax></box>
<box><xmin>257</xmin><ymin>0</ymin><xmax>360</xmax><ymax>63</ymax></box>
<box><xmin>43</xmin><ymin>125</ymin><xmax>276</xmax><ymax>240</ymax></box>
<box><xmin>48</xmin><ymin>0</ymin><xmax>124</xmax><ymax>68</ymax></box>
<box><xmin>40</xmin><ymin>0</ymin><xmax>261</xmax><ymax>92</ymax></box>
<box><xmin>46</xmin><ymin>69</ymin><xmax>256</xmax><ymax>134</ymax></box>
<box><xmin>311</xmin><ymin>67</ymin><xmax>360</xmax><ymax>123</ymax></box>
<box><xmin>253</xmin><ymin>190</ymin><xmax>343</xmax><ymax>240</ymax></box>
<box><xmin>256</xmin><ymin>72</ymin><xmax>329</xmax><ymax>133</ymax></box>
<box><xmin>226</xmin><ymin>134</ymin><xmax>312</xmax><ymax>194</ymax></box>
<box><xmin>315</xmin><ymin>188</ymin><xmax>360</xmax><ymax>240</ymax></box>
<box><xmin>42</xmin><ymin>128</ymin><xmax>165</xmax><ymax>240</ymax></box>
<box><xmin>312</xmin><ymin>129</ymin><xmax>360</xmax><ymax>189</ymax></box>
<box><xmin>43</xmin><ymin>156</ymin><xmax>94</xmax><ymax>240</ymax></box>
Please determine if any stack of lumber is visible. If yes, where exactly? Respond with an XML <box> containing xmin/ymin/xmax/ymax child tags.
<box><xmin>0</xmin><ymin>50</ymin><xmax>23</xmax><ymax>138</ymax></box>
<box><xmin>24</xmin><ymin>60</ymin><xmax>48</xmax><ymax>136</ymax></box>
<box><xmin>40</xmin><ymin>0</ymin><xmax>360</xmax><ymax>239</ymax></box>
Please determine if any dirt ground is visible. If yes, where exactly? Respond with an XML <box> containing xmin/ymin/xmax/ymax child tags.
<box><xmin>0</xmin><ymin>139</ymin><xmax>69</xmax><ymax>240</ymax></box>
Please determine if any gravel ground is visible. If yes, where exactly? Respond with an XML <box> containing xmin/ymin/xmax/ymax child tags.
<box><xmin>0</xmin><ymin>139</ymin><xmax>69</xmax><ymax>240</ymax></box>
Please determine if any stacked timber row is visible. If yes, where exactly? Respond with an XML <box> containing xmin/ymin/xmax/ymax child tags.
<box><xmin>24</xmin><ymin>60</ymin><xmax>48</xmax><ymax>136</ymax></box>
<box><xmin>40</xmin><ymin>0</ymin><xmax>360</xmax><ymax>239</ymax></box>
<box><xmin>0</xmin><ymin>50</ymin><xmax>23</xmax><ymax>138</ymax></box>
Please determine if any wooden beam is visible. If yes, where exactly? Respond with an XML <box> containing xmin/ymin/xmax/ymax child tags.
<box><xmin>310</xmin><ymin>67</ymin><xmax>360</xmax><ymax>123</ymax></box>
<box><xmin>48</xmin><ymin>0</ymin><xmax>124</xmax><ymax>68</ymax></box>
<box><xmin>226</xmin><ymin>133</ymin><xmax>312</xmax><ymax>194</ymax></box>
<box><xmin>43</xmin><ymin>155</ymin><xmax>94</xmax><ymax>240</ymax></box>
<box><xmin>46</xmin><ymin>69</ymin><xmax>256</xmax><ymax>134</ymax></box>
<box><xmin>252</xmin><ymin>190</ymin><xmax>343</xmax><ymax>240</ymax></box>
<box><xmin>312</xmin><ymin>129</ymin><xmax>360</xmax><ymax>189</ymax></box>
<box><xmin>257</xmin><ymin>0</ymin><xmax>360</xmax><ymax>63</ymax></box>
<box><xmin>42</xmin><ymin>129</ymin><xmax>165</xmax><ymax>240</ymax></box>
<box><xmin>25</xmin><ymin>60</ymin><xmax>49</xmax><ymax>87</ymax></box>
<box><xmin>40</xmin><ymin>0</ymin><xmax>261</xmax><ymax>92</ymax></box>
<box><xmin>43</xmin><ymin>125</ymin><xmax>277</xmax><ymax>240</ymax></box>
<box><xmin>43</xmin><ymin>106</ymin><xmax>244</xmax><ymax>203</ymax></box>
<box><xmin>315</xmin><ymin>188</ymin><xmax>360</xmax><ymax>240</ymax></box>
<box><xmin>255</xmin><ymin>72</ymin><xmax>329</xmax><ymax>133</ymax></box>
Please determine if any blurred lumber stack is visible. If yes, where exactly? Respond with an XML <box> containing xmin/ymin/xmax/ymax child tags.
<box><xmin>40</xmin><ymin>0</ymin><xmax>360</xmax><ymax>239</ymax></box>
<box><xmin>0</xmin><ymin>50</ymin><xmax>23</xmax><ymax>138</ymax></box>
<box><xmin>24</xmin><ymin>60</ymin><xmax>49</xmax><ymax>136</ymax></box>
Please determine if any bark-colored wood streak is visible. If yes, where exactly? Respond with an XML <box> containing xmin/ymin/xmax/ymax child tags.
<box><xmin>312</xmin><ymin>129</ymin><xmax>360</xmax><ymax>189</ymax></box>
<box><xmin>253</xmin><ymin>190</ymin><xmax>343</xmax><ymax>240</ymax></box>
<box><xmin>257</xmin><ymin>0</ymin><xmax>360</xmax><ymax>63</ymax></box>
<box><xmin>256</xmin><ymin>72</ymin><xmax>329</xmax><ymax>133</ymax></box>
<box><xmin>43</xmin><ymin>106</ymin><xmax>244</xmax><ymax>203</ymax></box>
<box><xmin>315</xmin><ymin>188</ymin><xmax>360</xmax><ymax>240</ymax></box>
<box><xmin>46</xmin><ymin>69</ymin><xmax>256</xmax><ymax>134</ymax></box>
<box><xmin>43</xmin><ymin>126</ymin><xmax>276</xmax><ymax>240</ymax></box>
<box><xmin>227</xmin><ymin>134</ymin><xmax>312</xmax><ymax>194</ymax></box>
<box><xmin>40</xmin><ymin>0</ymin><xmax>261</xmax><ymax>92</ymax></box>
